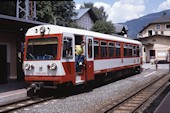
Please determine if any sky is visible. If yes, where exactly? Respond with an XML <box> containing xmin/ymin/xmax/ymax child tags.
<box><xmin>74</xmin><ymin>0</ymin><xmax>170</xmax><ymax>23</ymax></box>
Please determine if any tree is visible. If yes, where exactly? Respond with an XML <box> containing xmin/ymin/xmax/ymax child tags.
<box><xmin>36</xmin><ymin>1</ymin><xmax>76</xmax><ymax>26</ymax></box>
<box><xmin>51</xmin><ymin>1</ymin><xmax>76</xmax><ymax>26</ymax></box>
<box><xmin>82</xmin><ymin>2</ymin><xmax>108</xmax><ymax>21</ymax></box>
<box><xmin>0</xmin><ymin>1</ymin><xmax>16</xmax><ymax>16</ymax></box>
<box><xmin>81</xmin><ymin>2</ymin><xmax>115</xmax><ymax>34</ymax></box>
<box><xmin>91</xmin><ymin>20</ymin><xmax>115</xmax><ymax>34</ymax></box>
<box><xmin>0</xmin><ymin>1</ymin><xmax>76</xmax><ymax>27</ymax></box>
<box><xmin>36</xmin><ymin>1</ymin><xmax>53</xmax><ymax>23</ymax></box>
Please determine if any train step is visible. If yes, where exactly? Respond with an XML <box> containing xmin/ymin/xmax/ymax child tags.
<box><xmin>76</xmin><ymin>75</ymin><xmax>84</xmax><ymax>85</ymax></box>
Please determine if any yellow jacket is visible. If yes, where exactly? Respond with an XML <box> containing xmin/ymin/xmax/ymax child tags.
<box><xmin>75</xmin><ymin>45</ymin><xmax>84</xmax><ymax>55</ymax></box>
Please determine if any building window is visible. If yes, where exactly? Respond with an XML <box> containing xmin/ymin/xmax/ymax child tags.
<box><xmin>148</xmin><ymin>30</ymin><xmax>152</xmax><ymax>36</ymax></box>
<box><xmin>155</xmin><ymin>24</ymin><xmax>161</xmax><ymax>29</ymax></box>
<box><xmin>144</xmin><ymin>47</ymin><xmax>146</xmax><ymax>52</ymax></box>
<box><xmin>155</xmin><ymin>31</ymin><xmax>158</xmax><ymax>35</ymax></box>
<box><xmin>166</xmin><ymin>24</ymin><xmax>170</xmax><ymax>29</ymax></box>
<box><xmin>152</xmin><ymin>39</ymin><xmax>156</xmax><ymax>42</ymax></box>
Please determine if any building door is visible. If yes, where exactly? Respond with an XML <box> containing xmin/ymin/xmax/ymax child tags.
<box><xmin>0</xmin><ymin>45</ymin><xmax>7</xmax><ymax>84</ymax></box>
<box><xmin>149</xmin><ymin>50</ymin><xmax>155</xmax><ymax>59</ymax></box>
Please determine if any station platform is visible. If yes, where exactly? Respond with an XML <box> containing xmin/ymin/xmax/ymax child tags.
<box><xmin>154</xmin><ymin>92</ymin><xmax>170</xmax><ymax>113</ymax></box>
<box><xmin>0</xmin><ymin>82</ymin><xmax>28</xmax><ymax>105</ymax></box>
<box><xmin>0</xmin><ymin>81</ymin><xmax>28</xmax><ymax>93</ymax></box>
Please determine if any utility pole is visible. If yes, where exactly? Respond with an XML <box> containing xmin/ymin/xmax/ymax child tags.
<box><xmin>16</xmin><ymin>0</ymin><xmax>36</xmax><ymax>20</ymax></box>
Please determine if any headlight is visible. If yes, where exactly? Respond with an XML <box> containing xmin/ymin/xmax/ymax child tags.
<box><xmin>25</xmin><ymin>63</ymin><xmax>30</xmax><ymax>70</ymax></box>
<box><xmin>40</xmin><ymin>26</ymin><xmax>45</xmax><ymax>35</ymax></box>
<box><xmin>48</xmin><ymin>63</ymin><xmax>57</xmax><ymax>70</ymax></box>
<box><xmin>25</xmin><ymin>63</ymin><xmax>34</xmax><ymax>70</ymax></box>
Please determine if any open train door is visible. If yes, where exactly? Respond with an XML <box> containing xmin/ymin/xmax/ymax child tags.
<box><xmin>85</xmin><ymin>36</ymin><xmax>94</xmax><ymax>81</ymax></box>
<box><xmin>75</xmin><ymin>36</ymin><xmax>94</xmax><ymax>85</ymax></box>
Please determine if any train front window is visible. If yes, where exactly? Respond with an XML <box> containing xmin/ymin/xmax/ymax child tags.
<box><xmin>26</xmin><ymin>37</ymin><xmax>58</xmax><ymax>60</ymax></box>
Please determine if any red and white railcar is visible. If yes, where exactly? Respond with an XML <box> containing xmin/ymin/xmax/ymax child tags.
<box><xmin>23</xmin><ymin>25</ymin><xmax>142</xmax><ymax>89</ymax></box>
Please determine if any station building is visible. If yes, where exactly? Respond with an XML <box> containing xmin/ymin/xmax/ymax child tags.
<box><xmin>0</xmin><ymin>14</ymin><xmax>46</xmax><ymax>84</ymax></box>
<box><xmin>137</xmin><ymin>13</ymin><xmax>170</xmax><ymax>63</ymax></box>
<box><xmin>73</xmin><ymin>8</ymin><xmax>97</xmax><ymax>30</ymax></box>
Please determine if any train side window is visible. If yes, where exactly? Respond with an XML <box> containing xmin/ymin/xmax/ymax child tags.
<box><xmin>124</xmin><ymin>44</ymin><xmax>129</xmax><ymax>57</ymax></box>
<box><xmin>133</xmin><ymin>46</ymin><xmax>137</xmax><ymax>56</ymax></box>
<box><xmin>100</xmin><ymin>41</ymin><xmax>107</xmax><ymax>58</ymax></box>
<box><xmin>116</xmin><ymin>43</ymin><xmax>120</xmax><ymax>57</ymax></box>
<box><xmin>108</xmin><ymin>42</ymin><xmax>114</xmax><ymax>58</ymax></box>
<box><xmin>129</xmin><ymin>45</ymin><xmax>133</xmax><ymax>57</ymax></box>
<box><xmin>62</xmin><ymin>37</ymin><xmax>73</xmax><ymax>59</ymax></box>
<box><xmin>94</xmin><ymin>40</ymin><xmax>99</xmax><ymax>58</ymax></box>
<box><xmin>88</xmin><ymin>39</ymin><xmax>92</xmax><ymax>58</ymax></box>
<box><xmin>136</xmin><ymin>46</ymin><xmax>140</xmax><ymax>57</ymax></box>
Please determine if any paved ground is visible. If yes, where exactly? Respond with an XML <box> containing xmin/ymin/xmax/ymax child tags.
<box><xmin>142</xmin><ymin>63</ymin><xmax>170</xmax><ymax>70</ymax></box>
<box><xmin>0</xmin><ymin>82</ymin><xmax>27</xmax><ymax>93</ymax></box>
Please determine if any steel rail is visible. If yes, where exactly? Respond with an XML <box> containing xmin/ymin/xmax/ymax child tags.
<box><xmin>0</xmin><ymin>96</ymin><xmax>53</xmax><ymax>112</ymax></box>
<box><xmin>101</xmin><ymin>73</ymin><xmax>170</xmax><ymax>113</ymax></box>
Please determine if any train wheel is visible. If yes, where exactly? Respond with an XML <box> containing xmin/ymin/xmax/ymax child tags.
<box><xmin>27</xmin><ymin>87</ymin><xmax>36</xmax><ymax>97</ymax></box>
<box><xmin>135</xmin><ymin>66</ymin><xmax>141</xmax><ymax>74</ymax></box>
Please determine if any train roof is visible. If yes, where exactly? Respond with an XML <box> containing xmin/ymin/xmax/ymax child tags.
<box><xmin>26</xmin><ymin>24</ymin><xmax>142</xmax><ymax>45</ymax></box>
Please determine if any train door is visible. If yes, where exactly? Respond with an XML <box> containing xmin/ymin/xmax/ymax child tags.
<box><xmin>75</xmin><ymin>36</ymin><xmax>94</xmax><ymax>85</ymax></box>
<box><xmin>0</xmin><ymin>45</ymin><xmax>7</xmax><ymax>84</ymax></box>
<box><xmin>62</xmin><ymin>32</ymin><xmax>75</xmax><ymax>84</ymax></box>
<box><xmin>85</xmin><ymin>36</ymin><xmax>94</xmax><ymax>81</ymax></box>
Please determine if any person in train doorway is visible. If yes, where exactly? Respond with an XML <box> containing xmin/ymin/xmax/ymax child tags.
<box><xmin>75</xmin><ymin>41</ymin><xmax>85</xmax><ymax>72</ymax></box>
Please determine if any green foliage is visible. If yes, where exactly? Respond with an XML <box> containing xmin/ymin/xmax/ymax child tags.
<box><xmin>91</xmin><ymin>20</ymin><xmax>115</xmax><ymax>34</ymax></box>
<box><xmin>82</xmin><ymin>2</ymin><xmax>108</xmax><ymax>21</ymax></box>
<box><xmin>52</xmin><ymin>1</ymin><xmax>76</xmax><ymax>26</ymax></box>
<box><xmin>0</xmin><ymin>1</ymin><xmax>16</xmax><ymax>16</ymax></box>
<box><xmin>82</xmin><ymin>2</ymin><xmax>115</xmax><ymax>34</ymax></box>
<box><xmin>36</xmin><ymin>1</ymin><xmax>76</xmax><ymax>26</ymax></box>
<box><xmin>36</xmin><ymin>1</ymin><xmax>53</xmax><ymax>23</ymax></box>
<box><xmin>0</xmin><ymin>1</ymin><xmax>76</xmax><ymax>26</ymax></box>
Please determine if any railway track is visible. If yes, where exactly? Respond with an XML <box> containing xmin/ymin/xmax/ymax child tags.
<box><xmin>102</xmin><ymin>73</ymin><xmax>170</xmax><ymax>113</ymax></box>
<box><xmin>0</xmin><ymin>96</ymin><xmax>53</xmax><ymax>112</ymax></box>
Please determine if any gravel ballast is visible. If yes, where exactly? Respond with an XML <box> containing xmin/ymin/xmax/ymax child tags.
<box><xmin>12</xmin><ymin>69</ymin><xmax>169</xmax><ymax>113</ymax></box>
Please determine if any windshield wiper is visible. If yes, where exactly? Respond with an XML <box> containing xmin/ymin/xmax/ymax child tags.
<box><xmin>29</xmin><ymin>53</ymin><xmax>36</xmax><ymax>60</ymax></box>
